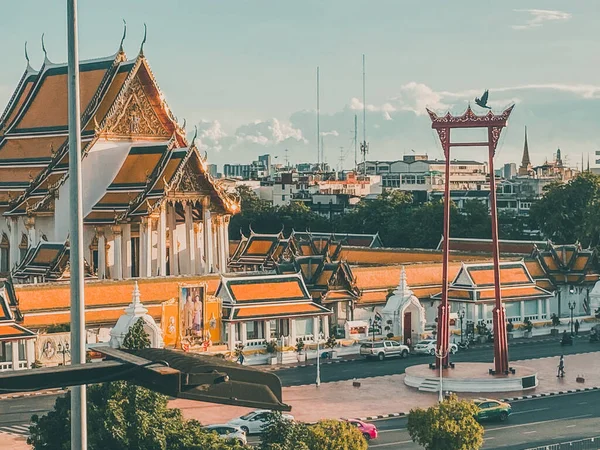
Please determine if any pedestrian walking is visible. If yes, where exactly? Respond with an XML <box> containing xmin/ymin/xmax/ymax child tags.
<box><xmin>575</xmin><ymin>319</ymin><xmax>580</xmax><ymax>336</ymax></box>
<box><xmin>557</xmin><ymin>355</ymin><xmax>565</xmax><ymax>378</ymax></box>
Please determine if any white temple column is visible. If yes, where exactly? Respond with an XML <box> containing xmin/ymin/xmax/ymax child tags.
<box><xmin>203</xmin><ymin>197</ymin><xmax>214</xmax><ymax>273</ymax></box>
<box><xmin>97</xmin><ymin>228</ymin><xmax>106</xmax><ymax>279</ymax></box>
<box><xmin>212</xmin><ymin>220</ymin><xmax>218</xmax><ymax>272</ymax></box>
<box><xmin>144</xmin><ymin>218</ymin><xmax>153</xmax><ymax>278</ymax></box>
<box><xmin>195</xmin><ymin>223</ymin><xmax>204</xmax><ymax>275</ymax></box>
<box><xmin>26</xmin><ymin>339</ymin><xmax>35</xmax><ymax>368</ymax></box>
<box><xmin>220</xmin><ymin>216</ymin><xmax>228</xmax><ymax>273</ymax></box>
<box><xmin>215</xmin><ymin>216</ymin><xmax>223</xmax><ymax>273</ymax></box>
<box><xmin>112</xmin><ymin>225</ymin><xmax>123</xmax><ymax>280</ymax></box>
<box><xmin>228</xmin><ymin>323</ymin><xmax>236</xmax><ymax>350</ymax></box>
<box><xmin>240</xmin><ymin>322</ymin><xmax>247</xmax><ymax>345</ymax></box>
<box><xmin>264</xmin><ymin>320</ymin><xmax>271</xmax><ymax>341</ymax></box>
<box><xmin>537</xmin><ymin>299</ymin><xmax>543</xmax><ymax>320</ymax></box>
<box><xmin>323</xmin><ymin>315</ymin><xmax>330</xmax><ymax>339</ymax></box>
<box><xmin>139</xmin><ymin>220</ymin><xmax>147</xmax><ymax>278</ymax></box>
<box><xmin>520</xmin><ymin>300</ymin><xmax>525</xmax><ymax>322</ymax></box>
<box><xmin>25</xmin><ymin>216</ymin><xmax>36</xmax><ymax>248</ymax></box>
<box><xmin>158</xmin><ymin>204</ymin><xmax>167</xmax><ymax>276</ymax></box>
<box><xmin>545</xmin><ymin>297</ymin><xmax>551</xmax><ymax>319</ymax></box>
<box><xmin>9</xmin><ymin>217</ymin><xmax>20</xmax><ymax>269</ymax></box>
<box><xmin>290</xmin><ymin>319</ymin><xmax>297</xmax><ymax>344</ymax></box>
<box><xmin>224</xmin><ymin>215</ymin><xmax>230</xmax><ymax>269</ymax></box>
<box><xmin>122</xmin><ymin>223</ymin><xmax>132</xmax><ymax>279</ymax></box>
<box><xmin>312</xmin><ymin>316</ymin><xmax>320</xmax><ymax>342</ymax></box>
<box><xmin>185</xmin><ymin>202</ymin><xmax>195</xmax><ymax>275</ymax></box>
<box><xmin>11</xmin><ymin>340</ymin><xmax>19</xmax><ymax>370</ymax></box>
<box><xmin>168</xmin><ymin>202</ymin><xmax>179</xmax><ymax>276</ymax></box>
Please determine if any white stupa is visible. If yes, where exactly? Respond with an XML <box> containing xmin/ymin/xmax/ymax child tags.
<box><xmin>381</xmin><ymin>266</ymin><xmax>426</xmax><ymax>339</ymax></box>
<box><xmin>109</xmin><ymin>281</ymin><xmax>164</xmax><ymax>349</ymax></box>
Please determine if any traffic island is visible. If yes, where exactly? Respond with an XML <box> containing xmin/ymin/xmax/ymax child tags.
<box><xmin>404</xmin><ymin>363</ymin><xmax>538</xmax><ymax>393</ymax></box>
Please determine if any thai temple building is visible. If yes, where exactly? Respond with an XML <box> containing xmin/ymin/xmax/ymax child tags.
<box><xmin>0</xmin><ymin>38</ymin><xmax>237</xmax><ymax>282</ymax></box>
<box><xmin>0</xmin><ymin>37</ymin><xmax>598</xmax><ymax>372</ymax></box>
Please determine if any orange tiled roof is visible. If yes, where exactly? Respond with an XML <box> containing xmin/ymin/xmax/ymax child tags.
<box><xmin>467</xmin><ymin>265</ymin><xmax>531</xmax><ymax>286</ymax></box>
<box><xmin>524</xmin><ymin>259</ymin><xmax>546</xmax><ymax>278</ymax></box>
<box><xmin>229</xmin><ymin>280</ymin><xmax>306</xmax><ymax>302</ymax></box>
<box><xmin>245</xmin><ymin>239</ymin><xmax>276</xmax><ymax>256</ymax></box>
<box><xmin>478</xmin><ymin>286</ymin><xmax>552</xmax><ymax>300</ymax></box>
<box><xmin>0</xmin><ymin>323</ymin><xmax>36</xmax><ymax>340</ymax></box>
<box><xmin>0</xmin><ymin>136</ymin><xmax>65</xmax><ymax>160</ymax></box>
<box><xmin>229</xmin><ymin>302</ymin><xmax>330</xmax><ymax>320</ymax></box>
<box><xmin>572</xmin><ymin>255</ymin><xmax>590</xmax><ymax>271</ymax></box>
<box><xmin>358</xmin><ymin>290</ymin><xmax>388</xmax><ymax>305</ymax></box>
<box><xmin>353</xmin><ymin>263</ymin><xmax>462</xmax><ymax>291</ymax></box>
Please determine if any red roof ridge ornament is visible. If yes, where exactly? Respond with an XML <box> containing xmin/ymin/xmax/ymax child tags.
<box><xmin>426</xmin><ymin>104</ymin><xmax>515</xmax><ymax>127</ymax></box>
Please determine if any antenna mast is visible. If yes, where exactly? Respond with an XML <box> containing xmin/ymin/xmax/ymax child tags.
<box><xmin>284</xmin><ymin>148</ymin><xmax>289</xmax><ymax>168</ymax></box>
<box><xmin>338</xmin><ymin>146</ymin><xmax>345</xmax><ymax>172</ymax></box>
<box><xmin>354</xmin><ymin>114</ymin><xmax>358</xmax><ymax>172</ymax></box>
<box><xmin>316</xmin><ymin>66</ymin><xmax>320</xmax><ymax>171</ymax></box>
<box><xmin>360</xmin><ymin>54</ymin><xmax>369</xmax><ymax>176</ymax></box>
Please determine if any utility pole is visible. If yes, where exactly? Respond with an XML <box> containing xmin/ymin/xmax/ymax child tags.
<box><xmin>67</xmin><ymin>0</ymin><xmax>87</xmax><ymax>448</ymax></box>
<box><xmin>360</xmin><ymin>54</ymin><xmax>368</xmax><ymax>176</ymax></box>
<box><xmin>320</xmin><ymin>136</ymin><xmax>325</xmax><ymax>171</ymax></box>
<box><xmin>338</xmin><ymin>147</ymin><xmax>345</xmax><ymax>172</ymax></box>
<box><xmin>284</xmin><ymin>148</ymin><xmax>289</xmax><ymax>168</ymax></box>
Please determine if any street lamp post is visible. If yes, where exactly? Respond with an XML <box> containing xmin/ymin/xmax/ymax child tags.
<box><xmin>434</xmin><ymin>348</ymin><xmax>449</xmax><ymax>403</ymax></box>
<box><xmin>459</xmin><ymin>308</ymin><xmax>466</xmax><ymax>344</ymax></box>
<box><xmin>58</xmin><ymin>342</ymin><xmax>70</xmax><ymax>366</ymax></box>
<box><xmin>568</xmin><ymin>301</ymin><xmax>576</xmax><ymax>336</ymax></box>
<box><xmin>316</xmin><ymin>332</ymin><xmax>324</xmax><ymax>387</ymax></box>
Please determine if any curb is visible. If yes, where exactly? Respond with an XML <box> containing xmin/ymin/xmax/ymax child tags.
<box><xmin>502</xmin><ymin>385</ymin><xmax>600</xmax><ymax>402</ymax></box>
<box><xmin>350</xmin><ymin>386</ymin><xmax>600</xmax><ymax>422</ymax></box>
<box><xmin>0</xmin><ymin>389</ymin><xmax>67</xmax><ymax>401</ymax></box>
<box><xmin>261</xmin><ymin>358</ymin><xmax>359</xmax><ymax>372</ymax></box>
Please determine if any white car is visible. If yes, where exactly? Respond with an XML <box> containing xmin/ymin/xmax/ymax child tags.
<box><xmin>203</xmin><ymin>424</ymin><xmax>247</xmax><ymax>445</ymax></box>
<box><xmin>226</xmin><ymin>410</ymin><xmax>295</xmax><ymax>435</ymax></box>
<box><xmin>359</xmin><ymin>340</ymin><xmax>410</xmax><ymax>360</ymax></box>
<box><xmin>412</xmin><ymin>339</ymin><xmax>458</xmax><ymax>355</ymax></box>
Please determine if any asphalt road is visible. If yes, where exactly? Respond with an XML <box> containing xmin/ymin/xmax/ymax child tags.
<box><xmin>365</xmin><ymin>390</ymin><xmax>600</xmax><ymax>449</ymax></box>
<box><xmin>1</xmin><ymin>387</ymin><xmax>599</xmax><ymax>449</ymax></box>
<box><xmin>276</xmin><ymin>336</ymin><xmax>600</xmax><ymax>386</ymax></box>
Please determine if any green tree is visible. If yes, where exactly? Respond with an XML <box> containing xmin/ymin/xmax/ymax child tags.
<box><xmin>304</xmin><ymin>420</ymin><xmax>368</xmax><ymax>450</ymax></box>
<box><xmin>407</xmin><ymin>394</ymin><xmax>484</xmax><ymax>450</ymax></box>
<box><xmin>529</xmin><ymin>172</ymin><xmax>600</xmax><ymax>246</ymax></box>
<box><xmin>122</xmin><ymin>318</ymin><xmax>151</xmax><ymax>350</ymax></box>
<box><xmin>260</xmin><ymin>411</ymin><xmax>310</xmax><ymax>450</ymax></box>
<box><xmin>29</xmin><ymin>323</ymin><xmax>247</xmax><ymax>450</ymax></box>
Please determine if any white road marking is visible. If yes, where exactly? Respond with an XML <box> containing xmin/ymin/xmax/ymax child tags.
<box><xmin>523</xmin><ymin>431</ymin><xmax>537</xmax><ymax>434</ymax></box>
<box><xmin>370</xmin><ymin>440</ymin><xmax>413</xmax><ymax>448</ymax></box>
<box><xmin>486</xmin><ymin>414</ymin><xmax>592</xmax><ymax>432</ymax></box>
<box><xmin>511</xmin><ymin>407</ymin><xmax>549</xmax><ymax>415</ymax></box>
<box><xmin>565</xmin><ymin>424</ymin><xmax>577</xmax><ymax>428</ymax></box>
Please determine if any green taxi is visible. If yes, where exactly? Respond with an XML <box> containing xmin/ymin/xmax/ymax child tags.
<box><xmin>473</xmin><ymin>398</ymin><xmax>511</xmax><ymax>422</ymax></box>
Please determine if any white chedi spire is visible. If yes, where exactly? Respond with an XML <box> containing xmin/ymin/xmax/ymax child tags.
<box><xmin>392</xmin><ymin>266</ymin><xmax>413</xmax><ymax>298</ymax></box>
<box><xmin>109</xmin><ymin>282</ymin><xmax>164</xmax><ymax>349</ymax></box>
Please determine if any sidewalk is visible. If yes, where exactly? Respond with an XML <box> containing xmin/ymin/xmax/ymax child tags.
<box><xmin>172</xmin><ymin>350</ymin><xmax>600</xmax><ymax>425</ymax></box>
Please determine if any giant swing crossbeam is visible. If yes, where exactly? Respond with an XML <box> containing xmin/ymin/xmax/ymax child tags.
<box><xmin>427</xmin><ymin>105</ymin><xmax>514</xmax><ymax>375</ymax></box>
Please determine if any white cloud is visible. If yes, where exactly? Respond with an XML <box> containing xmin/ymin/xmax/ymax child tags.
<box><xmin>320</xmin><ymin>130</ymin><xmax>339</xmax><ymax>137</ymax></box>
<box><xmin>392</xmin><ymin>82</ymin><xmax>449</xmax><ymax>116</ymax></box>
<box><xmin>512</xmin><ymin>9</ymin><xmax>571</xmax><ymax>30</ymax></box>
<box><xmin>235</xmin><ymin>118</ymin><xmax>306</xmax><ymax>146</ymax></box>
<box><xmin>193</xmin><ymin>120</ymin><xmax>228</xmax><ymax>152</ymax></box>
<box><xmin>350</xmin><ymin>97</ymin><xmax>397</xmax><ymax>120</ymax></box>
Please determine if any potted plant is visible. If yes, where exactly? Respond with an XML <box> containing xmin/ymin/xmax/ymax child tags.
<box><xmin>386</xmin><ymin>332</ymin><xmax>394</xmax><ymax>339</ymax></box>
<box><xmin>295</xmin><ymin>340</ymin><xmax>305</xmax><ymax>362</ymax></box>
<box><xmin>523</xmin><ymin>318</ymin><xmax>534</xmax><ymax>338</ymax></box>
<box><xmin>265</xmin><ymin>340</ymin><xmax>278</xmax><ymax>365</ymax></box>
<box><xmin>324</xmin><ymin>335</ymin><xmax>337</xmax><ymax>359</ymax></box>
<box><xmin>550</xmin><ymin>313</ymin><xmax>561</xmax><ymax>336</ymax></box>
<box><xmin>506</xmin><ymin>321</ymin><xmax>514</xmax><ymax>340</ymax></box>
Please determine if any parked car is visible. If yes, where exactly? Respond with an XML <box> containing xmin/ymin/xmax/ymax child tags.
<box><xmin>473</xmin><ymin>398</ymin><xmax>511</xmax><ymax>422</ymax></box>
<box><xmin>344</xmin><ymin>419</ymin><xmax>378</xmax><ymax>440</ymax></box>
<box><xmin>412</xmin><ymin>339</ymin><xmax>458</xmax><ymax>355</ymax></box>
<box><xmin>226</xmin><ymin>410</ymin><xmax>294</xmax><ymax>435</ymax></box>
<box><xmin>359</xmin><ymin>340</ymin><xmax>410</xmax><ymax>361</ymax></box>
<box><xmin>203</xmin><ymin>424</ymin><xmax>247</xmax><ymax>445</ymax></box>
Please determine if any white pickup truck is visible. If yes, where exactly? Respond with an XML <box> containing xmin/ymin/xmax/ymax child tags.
<box><xmin>359</xmin><ymin>340</ymin><xmax>410</xmax><ymax>361</ymax></box>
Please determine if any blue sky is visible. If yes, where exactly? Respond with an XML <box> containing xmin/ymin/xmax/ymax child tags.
<box><xmin>1</xmin><ymin>1</ymin><xmax>599</xmax><ymax>169</ymax></box>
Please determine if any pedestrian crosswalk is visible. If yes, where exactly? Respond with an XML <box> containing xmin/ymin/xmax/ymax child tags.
<box><xmin>0</xmin><ymin>423</ymin><xmax>30</xmax><ymax>437</ymax></box>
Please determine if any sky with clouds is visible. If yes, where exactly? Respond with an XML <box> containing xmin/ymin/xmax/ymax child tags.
<box><xmin>1</xmin><ymin>1</ymin><xmax>599</xmax><ymax>170</ymax></box>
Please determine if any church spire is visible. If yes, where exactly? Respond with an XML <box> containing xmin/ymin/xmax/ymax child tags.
<box><xmin>518</xmin><ymin>126</ymin><xmax>532</xmax><ymax>176</ymax></box>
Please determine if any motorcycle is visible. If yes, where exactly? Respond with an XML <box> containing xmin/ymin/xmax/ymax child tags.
<box><xmin>560</xmin><ymin>334</ymin><xmax>573</xmax><ymax>346</ymax></box>
<box><xmin>458</xmin><ymin>340</ymin><xmax>469</xmax><ymax>350</ymax></box>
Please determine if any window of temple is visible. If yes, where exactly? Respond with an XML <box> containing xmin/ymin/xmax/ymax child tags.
<box><xmin>0</xmin><ymin>233</ymin><xmax>9</xmax><ymax>272</ymax></box>
<box><xmin>89</xmin><ymin>235</ymin><xmax>99</xmax><ymax>274</ymax></box>
<box><xmin>18</xmin><ymin>340</ymin><xmax>25</xmax><ymax>361</ymax></box>
<box><xmin>246</xmin><ymin>321</ymin><xmax>264</xmax><ymax>340</ymax></box>
<box><xmin>131</xmin><ymin>224</ymin><xmax>140</xmax><ymax>278</ymax></box>
<box><xmin>19</xmin><ymin>234</ymin><xmax>28</xmax><ymax>261</ymax></box>
<box><xmin>0</xmin><ymin>342</ymin><xmax>11</xmax><ymax>362</ymax></box>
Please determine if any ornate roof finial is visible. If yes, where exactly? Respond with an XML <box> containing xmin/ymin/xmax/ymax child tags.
<box><xmin>191</xmin><ymin>125</ymin><xmax>198</xmax><ymax>146</ymax></box>
<box><xmin>182</xmin><ymin>118</ymin><xmax>186</xmax><ymax>130</ymax></box>
<box><xmin>24</xmin><ymin>41</ymin><xmax>31</xmax><ymax>69</ymax></box>
<box><xmin>139</xmin><ymin>23</ymin><xmax>147</xmax><ymax>56</ymax></box>
<box><xmin>119</xmin><ymin>19</ymin><xmax>127</xmax><ymax>53</ymax></box>
<box><xmin>41</xmin><ymin>33</ymin><xmax>48</xmax><ymax>61</ymax></box>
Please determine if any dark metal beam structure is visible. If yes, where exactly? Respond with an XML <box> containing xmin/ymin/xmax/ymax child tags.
<box><xmin>0</xmin><ymin>347</ymin><xmax>290</xmax><ymax>411</ymax></box>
